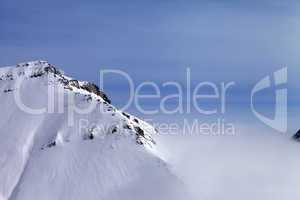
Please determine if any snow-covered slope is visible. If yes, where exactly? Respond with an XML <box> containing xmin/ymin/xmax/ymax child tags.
<box><xmin>0</xmin><ymin>61</ymin><xmax>186</xmax><ymax>200</ymax></box>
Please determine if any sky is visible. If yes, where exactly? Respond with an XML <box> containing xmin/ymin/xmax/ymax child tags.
<box><xmin>1</xmin><ymin>2</ymin><xmax>300</xmax><ymax>198</ymax></box>
<box><xmin>0</xmin><ymin>0</ymin><xmax>299</xmax><ymax>122</ymax></box>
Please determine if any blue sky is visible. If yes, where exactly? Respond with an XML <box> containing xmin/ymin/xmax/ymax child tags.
<box><xmin>0</xmin><ymin>0</ymin><xmax>299</xmax><ymax>112</ymax></box>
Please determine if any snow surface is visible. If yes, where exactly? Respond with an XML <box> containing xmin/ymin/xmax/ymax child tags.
<box><xmin>1</xmin><ymin>61</ymin><xmax>299</xmax><ymax>200</ymax></box>
<box><xmin>156</xmin><ymin>124</ymin><xmax>300</xmax><ymax>200</ymax></box>
<box><xmin>0</xmin><ymin>61</ymin><xmax>187</xmax><ymax>200</ymax></box>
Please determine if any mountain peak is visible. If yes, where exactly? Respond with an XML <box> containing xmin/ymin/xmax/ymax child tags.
<box><xmin>0</xmin><ymin>62</ymin><xmax>181</xmax><ymax>200</ymax></box>
<box><xmin>16</xmin><ymin>60</ymin><xmax>50</xmax><ymax>67</ymax></box>
<box><xmin>0</xmin><ymin>60</ymin><xmax>63</xmax><ymax>80</ymax></box>
<box><xmin>0</xmin><ymin>60</ymin><xmax>156</xmax><ymax>147</ymax></box>
<box><xmin>0</xmin><ymin>60</ymin><xmax>112</xmax><ymax>103</ymax></box>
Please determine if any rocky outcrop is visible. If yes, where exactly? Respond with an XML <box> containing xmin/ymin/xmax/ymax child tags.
<box><xmin>293</xmin><ymin>130</ymin><xmax>300</xmax><ymax>141</ymax></box>
<box><xmin>80</xmin><ymin>82</ymin><xmax>111</xmax><ymax>104</ymax></box>
<box><xmin>69</xmin><ymin>80</ymin><xmax>80</xmax><ymax>88</ymax></box>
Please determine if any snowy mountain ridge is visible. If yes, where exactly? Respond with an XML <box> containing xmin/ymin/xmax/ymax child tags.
<box><xmin>0</xmin><ymin>61</ymin><xmax>185</xmax><ymax>200</ymax></box>
<box><xmin>0</xmin><ymin>60</ymin><xmax>111</xmax><ymax>103</ymax></box>
<box><xmin>0</xmin><ymin>60</ymin><xmax>156</xmax><ymax>147</ymax></box>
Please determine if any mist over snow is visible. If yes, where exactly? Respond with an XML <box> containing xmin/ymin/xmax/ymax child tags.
<box><xmin>156</xmin><ymin>123</ymin><xmax>300</xmax><ymax>200</ymax></box>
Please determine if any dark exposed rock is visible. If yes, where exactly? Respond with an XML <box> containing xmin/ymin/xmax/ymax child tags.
<box><xmin>123</xmin><ymin>124</ymin><xmax>132</xmax><ymax>130</ymax></box>
<box><xmin>293</xmin><ymin>130</ymin><xmax>300</xmax><ymax>141</ymax></box>
<box><xmin>111</xmin><ymin>127</ymin><xmax>118</xmax><ymax>134</ymax></box>
<box><xmin>83</xmin><ymin>132</ymin><xmax>95</xmax><ymax>140</ymax></box>
<box><xmin>134</xmin><ymin>126</ymin><xmax>145</xmax><ymax>137</ymax></box>
<box><xmin>133</xmin><ymin>125</ymin><xmax>156</xmax><ymax>146</ymax></box>
<box><xmin>122</xmin><ymin>112</ymin><xmax>130</xmax><ymax>119</ymax></box>
<box><xmin>69</xmin><ymin>80</ymin><xmax>80</xmax><ymax>88</ymax></box>
<box><xmin>136</xmin><ymin>140</ymin><xmax>143</xmax><ymax>145</ymax></box>
<box><xmin>47</xmin><ymin>141</ymin><xmax>56</xmax><ymax>148</ymax></box>
<box><xmin>15</xmin><ymin>62</ymin><xmax>62</xmax><ymax>80</ymax></box>
<box><xmin>6</xmin><ymin>74</ymin><xmax>13</xmax><ymax>80</ymax></box>
<box><xmin>86</xmin><ymin>95</ymin><xmax>92</xmax><ymax>102</ymax></box>
<box><xmin>80</xmin><ymin>82</ymin><xmax>98</xmax><ymax>93</ymax></box>
<box><xmin>59</xmin><ymin>78</ymin><xmax>69</xmax><ymax>86</ymax></box>
<box><xmin>64</xmin><ymin>86</ymin><xmax>73</xmax><ymax>91</ymax></box>
<box><xmin>30</xmin><ymin>69</ymin><xmax>45</xmax><ymax>78</ymax></box>
<box><xmin>3</xmin><ymin>89</ymin><xmax>13</xmax><ymax>93</ymax></box>
<box><xmin>80</xmin><ymin>82</ymin><xmax>111</xmax><ymax>104</ymax></box>
<box><xmin>44</xmin><ymin>65</ymin><xmax>61</xmax><ymax>75</ymax></box>
<box><xmin>133</xmin><ymin>118</ymin><xmax>139</xmax><ymax>124</ymax></box>
<box><xmin>89</xmin><ymin>133</ymin><xmax>94</xmax><ymax>140</ymax></box>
